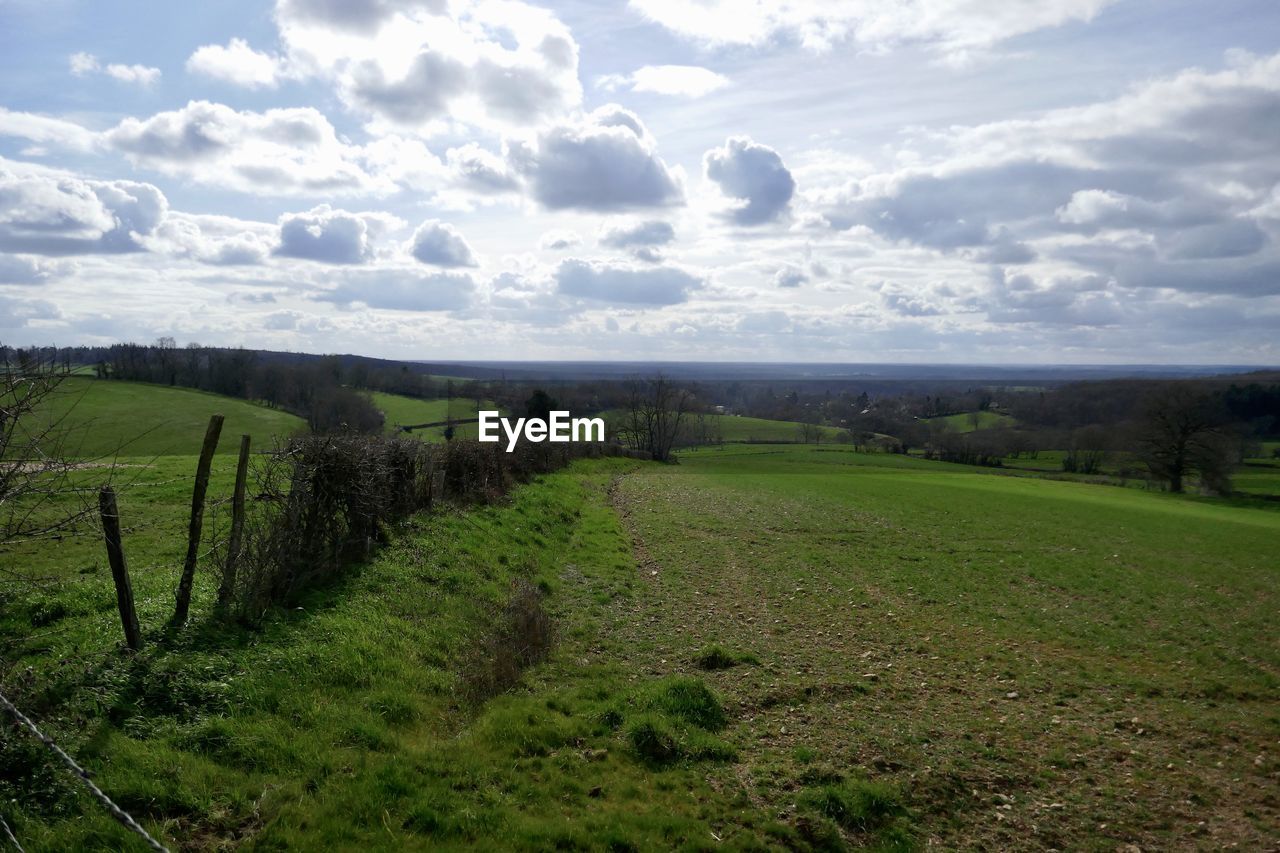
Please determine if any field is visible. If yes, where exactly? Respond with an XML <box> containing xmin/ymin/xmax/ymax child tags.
<box><xmin>923</xmin><ymin>411</ymin><xmax>1016</xmax><ymax>432</ymax></box>
<box><xmin>368</xmin><ymin>391</ymin><xmax>494</xmax><ymax>440</ymax></box>
<box><xmin>3</xmin><ymin>418</ymin><xmax>1277</xmax><ymax>849</ymax></box>
<box><xmin>19</xmin><ymin>377</ymin><xmax>304</xmax><ymax>458</ymax></box>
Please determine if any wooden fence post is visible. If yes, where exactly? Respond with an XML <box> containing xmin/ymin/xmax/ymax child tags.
<box><xmin>98</xmin><ymin>486</ymin><xmax>142</xmax><ymax>650</ymax></box>
<box><xmin>171</xmin><ymin>414</ymin><xmax>224</xmax><ymax>626</ymax></box>
<box><xmin>217</xmin><ymin>434</ymin><xmax>251</xmax><ymax>609</ymax></box>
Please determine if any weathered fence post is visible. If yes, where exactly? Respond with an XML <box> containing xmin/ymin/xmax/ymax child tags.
<box><xmin>171</xmin><ymin>413</ymin><xmax>224</xmax><ymax>626</ymax></box>
<box><xmin>98</xmin><ymin>486</ymin><xmax>142</xmax><ymax>650</ymax></box>
<box><xmin>216</xmin><ymin>434</ymin><xmax>251</xmax><ymax>610</ymax></box>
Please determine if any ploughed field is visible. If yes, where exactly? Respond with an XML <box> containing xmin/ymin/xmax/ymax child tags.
<box><xmin>2</xmin><ymin>430</ymin><xmax>1277</xmax><ymax>849</ymax></box>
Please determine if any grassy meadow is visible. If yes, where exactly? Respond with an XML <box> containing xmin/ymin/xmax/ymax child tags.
<box><xmin>921</xmin><ymin>411</ymin><xmax>1016</xmax><ymax>432</ymax></box>
<box><xmin>368</xmin><ymin>391</ymin><xmax>495</xmax><ymax>440</ymax></box>
<box><xmin>20</xmin><ymin>377</ymin><xmax>304</xmax><ymax>458</ymax></box>
<box><xmin>2</xmin><ymin>385</ymin><xmax>1278</xmax><ymax>850</ymax></box>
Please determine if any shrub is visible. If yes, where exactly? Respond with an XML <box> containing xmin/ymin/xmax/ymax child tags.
<box><xmin>641</xmin><ymin>677</ymin><xmax>727</xmax><ymax>732</ymax></box>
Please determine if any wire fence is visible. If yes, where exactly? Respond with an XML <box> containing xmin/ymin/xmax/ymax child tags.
<box><xmin>0</xmin><ymin>690</ymin><xmax>169</xmax><ymax>852</ymax></box>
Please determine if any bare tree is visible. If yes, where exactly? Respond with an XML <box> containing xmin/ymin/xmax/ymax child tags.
<box><xmin>0</xmin><ymin>354</ymin><xmax>97</xmax><ymax>560</ymax></box>
<box><xmin>1136</xmin><ymin>383</ymin><xmax>1236</xmax><ymax>494</ymax></box>
<box><xmin>618</xmin><ymin>375</ymin><xmax>692</xmax><ymax>462</ymax></box>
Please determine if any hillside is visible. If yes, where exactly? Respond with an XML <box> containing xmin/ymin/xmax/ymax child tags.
<box><xmin>368</xmin><ymin>391</ymin><xmax>496</xmax><ymax>440</ymax></box>
<box><xmin>921</xmin><ymin>410</ymin><xmax>1017</xmax><ymax>432</ymax></box>
<box><xmin>24</xmin><ymin>377</ymin><xmax>305</xmax><ymax>458</ymax></box>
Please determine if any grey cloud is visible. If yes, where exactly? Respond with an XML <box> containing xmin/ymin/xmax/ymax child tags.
<box><xmin>446</xmin><ymin>144</ymin><xmax>520</xmax><ymax>194</ymax></box>
<box><xmin>773</xmin><ymin>265</ymin><xmax>808</xmax><ymax>288</ymax></box>
<box><xmin>276</xmin><ymin>0</ymin><xmax>447</xmax><ymax>33</ymax></box>
<box><xmin>0</xmin><ymin>254</ymin><xmax>64</xmax><ymax>285</ymax></box>
<box><xmin>510</xmin><ymin>107</ymin><xmax>683</xmax><ymax>212</ymax></box>
<box><xmin>315</xmin><ymin>269</ymin><xmax>475</xmax><ymax>311</ymax></box>
<box><xmin>554</xmin><ymin>258</ymin><xmax>702</xmax><ymax>305</ymax></box>
<box><xmin>274</xmin><ymin>206</ymin><xmax>377</xmax><ymax>264</ymax></box>
<box><xmin>599</xmin><ymin>220</ymin><xmax>675</xmax><ymax>248</ymax></box>
<box><xmin>409</xmin><ymin>220</ymin><xmax>478</xmax><ymax>268</ymax></box>
<box><xmin>704</xmin><ymin>136</ymin><xmax>795</xmax><ymax>225</ymax></box>
<box><xmin>1160</xmin><ymin>220</ymin><xmax>1266</xmax><ymax>260</ymax></box>
<box><xmin>346</xmin><ymin>52</ymin><xmax>469</xmax><ymax>125</ymax></box>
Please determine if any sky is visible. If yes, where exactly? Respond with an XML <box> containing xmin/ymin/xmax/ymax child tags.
<box><xmin>1</xmin><ymin>0</ymin><xmax>1278</xmax><ymax>364</ymax></box>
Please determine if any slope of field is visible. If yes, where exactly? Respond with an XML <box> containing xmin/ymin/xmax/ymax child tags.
<box><xmin>712</xmin><ymin>413</ymin><xmax>845</xmax><ymax>442</ymax></box>
<box><xmin>25</xmin><ymin>377</ymin><xmax>304</xmax><ymax>458</ymax></box>
<box><xmin>601</xmin><ymin>410</ymin><xmax>846</xmax><ymax>443</ymax></box>
<box><xmin>3</xmin><ymin>446</ymin><xmax>1276</xmax><ymax>849</ymax></box>
<box><xmin>368</xmin><ymin>391</ymin><xmax>494</xmax><ymax>440</ymax></box>
<box><xmin>923</xmin><ymin>410</ymin><xmax>1016</xmax><ymax>432</ymax></box>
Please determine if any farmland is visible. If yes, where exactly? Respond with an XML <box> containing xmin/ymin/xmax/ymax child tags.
<box><xmin>18</xmin><ymin>377</ymin><xmax>304</xmax><ymax>458</ymax></box>
<box><xmin>3</xmin><ymin>388</ymin><xmax>1276</xmax><ymax>850</ymax></box>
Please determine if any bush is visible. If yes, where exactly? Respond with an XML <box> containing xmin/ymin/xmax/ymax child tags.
<box><xmin>641</xmin><ymin>677</ymin><xmax>726</xmax><ymax>731</ymax></box>
<box><xmin>460</xmin><ymin>579</ymin><xmax>556</xmax><ymax>704</ymax></box>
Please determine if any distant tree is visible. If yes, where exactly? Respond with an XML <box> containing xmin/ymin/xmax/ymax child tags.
<box><xmin>525</xmin><ymin>389</ymin><xmax>559</xmax><ymax>422</ymax></box>
<box><xmin>1136</xmin><ymin>384</ymin><xmax>1237</xmax><ymax>494</ymax></box>
<box><xmin>618</xmin><ymin>375</ymin><xmax>692</xmax><ymax>462</ymax></box>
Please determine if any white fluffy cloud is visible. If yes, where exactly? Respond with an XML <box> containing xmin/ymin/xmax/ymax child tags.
<box><xmin>0</xmin><ymin>168</ymin><xmax>167</xmax><ymax>255</ymax></box>
<box><xmin>186</xmin><ymin>39</ymin><xmax>286</xmax><ymax>89</ymax></box>
<box><xmin>274</xmin><ymin>205</ymin><xmax>398</xmax><ymax>264</ymax></box>
<box><xmin>704</xmin><ymin>136</ymin><xmax>796</xmax><ymax>225</ymax></box>
<box><xmin>598</xmin><ymin>65</ymin><xmax>729</xmax><ymax>97</ymax></box>
<box><xmin>275</xmin><ymin>0</ymin><xmax>581</xmax><ymax>131</ymax></box>
<box><xmin>105</xmin><ymin>101</ymin><xmax>385</xmax><ymax>195</ymax></box>
<box><xmin>409</xmin><ymin>220</ymin><xmax>478</xmax><ymax>267</ymax></box>
<box><xmin>509</xmin><ymin>106</ymin><xmax>683</xmax><ymax>211</ymax></box>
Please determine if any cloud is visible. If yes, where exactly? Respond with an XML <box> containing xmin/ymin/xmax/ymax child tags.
<box><xmin>773</xmin><ymin>265</ymin><xmax>807</xmax><ymax>288</ymax></box>
<box><xmin>445</xmin><ymin>143</ymin><xmax>521</xmax><ymax>194</ymax></box>
<box><xmin>704</xmin><ymin>136</ymin><xmax>795</xmax><ymax>225</ymax></box>
<box><xmin>539</xmin><ymin>229</ymin><xmax>581</xmax><ymax>251</ymax></box>
<box><xmin>143</xmin><ymin>211</ymin><xmax>276</xmax><ymax>266</ymax></box>
<box><xmin>274</xmin><ymin>205</ymin><xmax>395</xmax><ymax>264</ymax></box>
<box><xmin>626</xmin><ymin>0</ymin><xmax>1118</xmax><ymax>60</ymax></box>
<box><xmin>554</xmin><ymin>258</ymin><xmax>702</xmax><ymax>305</ymax></box>
<box><xmin>598</xmin><ymin>219</ymin><xmax>675</xmax><ymax>248</ymax></box>
<box><xmin>0</xmin><ymin>254</ymin><xmax>67</xmax><ymax>285</ymax></box>
<box><xmin>315</xmin><ymin>268</ymin><xmax>475</xmax><ymax>311</ymax></box>
<box><xmin>105</xmin><ymin>100</ymin><xmax>383</xmax><ymax>195</ymax></box>
<box><xmin>69</xmin><ymin>52</ymin><xmax>161</xmax><ymax>85</ymax></box>
<box><xmin>598</xmin><ymin>65</ymin><xmax>729</xmax><ymax>97</ymax></box>
<box><xmin>186</xmin><ymin>38</ymin><xmax>285</xmax><ymax>89</ymax></box>
<box><xmin>0</xmin><ymin>108</ymin><xmax>98</xmax><ymax>152</ymax></box>
<box><xmin>276</xmin><ymin>0</ymin><xmax>581</xmax><ymax>131</ymax></box>
<box><xmin>818</xmin><ymin>51</ymin><xmax>1280</xmax><ymax>299</ymax></box>
<box><xmin>409</xmin><ymin>220</ymin><xmax>478</xmax><ymax>267</ymax></box>
<box><xmin>0</xmin><ymin>168</ymin><xmax>167</xmax><ymax>255</ymax></box>
<box><xmin>510</xmin><ymin>106</ymin><xmax>683</xmax><ymax>212</ymax></box>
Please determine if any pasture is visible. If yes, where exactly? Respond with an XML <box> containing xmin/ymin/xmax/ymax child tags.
<box><xmin>2</xmin><ymin>428</ymin><xmax>1275</xmax><ymax>849</ymax></box>
<box><xmin>17</xmin><ymin>377</ymin><xmax>304</xmax><ymax>458</ymax></box>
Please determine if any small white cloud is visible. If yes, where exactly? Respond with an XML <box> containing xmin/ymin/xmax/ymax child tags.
<box><xmin>69</xmin><ymin>52</ymin><xmax>160</xmax><ymax>85</ymax></box>
<box><xmin>186</xmin><ymin>38</ymin><xmax>284</xmax><ymax>89</ymax></box>
<box><xmin>598</xmin><ymin>64</ymin><xmax>729</xmax><ymax>97</ymax></box>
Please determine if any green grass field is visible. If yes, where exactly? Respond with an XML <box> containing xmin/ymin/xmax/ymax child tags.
<box><xmin>3</xmin><ymin>435</ymin><xmax>1276</xmax><ymax>849</ymax></box>
<box><xmin>368</xmin><ymin>391</ymin><xmax>495</xmax><ymax>440</ymax></box>
<box><xmin>21</xmin><ymin>377</ymin><xmax>304</xmax><ymax>458</ymax></box>
<box><xmin>923</xmin><ymin>411</ymin><xmax>1016</xmax><ymax>432</ymax></box>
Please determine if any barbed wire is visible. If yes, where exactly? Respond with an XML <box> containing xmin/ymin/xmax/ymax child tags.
<box><xmin>0</xmin><ymin>813</ymin><xmax>23</xmax><ymax>853</ymax></box>
<box><xmin>0</xmin><ymin>690</ymin><xmax>169</xmax><ymax>852</ymax></box>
